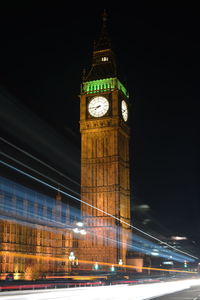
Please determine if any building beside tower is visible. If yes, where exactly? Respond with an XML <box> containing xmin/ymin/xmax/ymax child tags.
<box><xmin>0</xmin><ymin>12</ymin><xmax>133</xmax><ymax>280</ymax></box>
<box><xmin>0</xmin><ymin>177</ymin><xmax>73</xmax><ymax>280</ymax></box>
<box><xmin>78</xmin><ymin>11</ymin><xmax>131</xmax><ymax>266</ymax></box>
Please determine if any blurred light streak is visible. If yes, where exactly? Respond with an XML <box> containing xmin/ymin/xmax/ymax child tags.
<box><xmin>1</xmin><ymin>160</ymin><xmax>198</xmax><ymax>262</ymax></box>
<box><xmin>0</xmin><ymin>176</ymin><xmax>132</xmax><ymax>253</ymax></box>
<box><xmin>1</xmin><ymin>151</ymin><xmax>80</xmax><ymax>197</ymax></box>
<box><xmin>0</xmin><ymin>175</ymin><xmax>80</xmax><ymax>221</ymax></box>
<box><xmin>0</xmin><ymin>171</ymin><xmax>197</xmax><ymax>262</ymax></box>
<box><xmin>171</xmin><ymin>236</ymin><xmax>187</xmax><ymax>240</ymax></box>
<box><xmin>0</xmin><ymin>251</ymin><xmax>197</xmax><ymax>274</ymax></box>
<box><xmin>132</xmin><ymin>234</ymin><xmax>194</xmax><ymax>262</ymax></box>
<box><xmin>0</xmin><ymin>203</ymin><xmax>193</xmax><ymax>263</ymax></box>
<box><xmin>1</xmin><ymin>279</ymin><xmax>200</xmax><ymax>300</ymax></box>
<box><xmin>0</xmin><ymin>137</ymin><xmax>80</xmax><ymax>187</ymax></box>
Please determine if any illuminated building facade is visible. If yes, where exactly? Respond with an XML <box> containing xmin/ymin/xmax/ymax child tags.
<box><xmin>79</xmin><ymin>12</ymin><xmax>131</xmax><ymax>266</ymax></box>
<box><xmin>0</xmin><ymin>177</ymin><xmax>73</xmax><ymax>280</ymax></box>
<box><xmin>0</xmin><ymin>12</ymin><xmax>132</xmax><ymax>280</ymax></box>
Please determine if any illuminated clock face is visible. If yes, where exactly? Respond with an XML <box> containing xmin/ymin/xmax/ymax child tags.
<box><xmin>88</xmin><ymin>96</ymin><xmax>109</xmax><ymax>118</ymax></box>
<box><xmin>121</xmin><ymin>100</ymin><xmax>128</xmax><ymax>122</ymax></box>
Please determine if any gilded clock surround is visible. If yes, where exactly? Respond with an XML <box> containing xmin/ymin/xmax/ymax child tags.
<box><xmin>88</xmin><ymin>96</ymin><xmax>109</xmax><ymax>118</ymax></box>
<box><xmin>87</xmin><ymin>93</ymin><xmax>112</xmax><ymax>119</ymax></box>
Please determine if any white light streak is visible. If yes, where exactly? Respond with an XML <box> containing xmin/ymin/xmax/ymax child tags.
<box><xmin>0</xmin><ymin>156</ymin><xmax>198</xmax><ymax>261</ymax></box>
<box><xmin>76</xmin><ymin>221</ymin><xmax>84</xmax><ymax>227</ymax></box>
<box><xmin>0</xmin><ymin>278</ymin><xmax>200</xmax><ymax>300</ymax></box>
<box><xmin>0</xmin><ymin>137</ymin><xmax>80</xmax><ymax>187</ymax></box>
<box><xmin>171</xmin><ymin>236</ymin><xmax>188</xmax><ymax>240</ymax></box>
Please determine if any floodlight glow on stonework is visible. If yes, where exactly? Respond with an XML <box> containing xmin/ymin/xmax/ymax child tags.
<box><xmin>1</xmin><ymin>162</ymin><xmax>198</xmax><ymax>262</ymax></box>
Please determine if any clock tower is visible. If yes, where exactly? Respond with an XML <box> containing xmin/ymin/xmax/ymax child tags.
<box><xmin>79</xmin><ymin>11</ymin><xmax>131</xmax><ymax>267</ymax></box>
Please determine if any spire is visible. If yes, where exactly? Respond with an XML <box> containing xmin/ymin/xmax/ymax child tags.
<box><xmin>94</xmin><ymin>9</ymin><xmax>111</xmax><ymax>51</ymax></box>
<box><xmin>84</xmin><ymin>10</ymin><xmax>117</xmax><ymax>81</ymax></box>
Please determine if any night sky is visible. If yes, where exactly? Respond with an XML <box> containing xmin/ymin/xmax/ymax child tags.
<box><xmin>0</xmin><ymin>4</ymin><xmax>200</xmax><ymax>245</ymax></box>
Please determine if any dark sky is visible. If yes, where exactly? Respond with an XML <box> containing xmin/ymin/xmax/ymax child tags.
<box><xmin>0</xmin><ymin>4</ymin><xmax>200</xmax><ymax>243</ymax></box>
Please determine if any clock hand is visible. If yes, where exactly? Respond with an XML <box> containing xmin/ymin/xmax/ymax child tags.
<box><xmin>90</xmin><ymin>105</ymin><xmax>101</xmax><ymax>110</ymax></box>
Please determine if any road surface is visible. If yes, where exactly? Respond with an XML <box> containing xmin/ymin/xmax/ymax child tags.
<box><xmin>0</xmin><ymin>278</ymin><xmax>200</xmax><ymax>300</ymax></box>
<box><xmin>152</xmin><ymin>284</ymin><xmax>200</xmax><ymax>299</ymax></box>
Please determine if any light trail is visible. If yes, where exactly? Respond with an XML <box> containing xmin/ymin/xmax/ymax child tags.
<box><xmin>0</xmin><ymin>251</ymin><xmax>197</xmax><ymax>274</ymax></box>
<box><xmin>0</xmin><ymin>137</ymin><xmax>80</xmax><ymax>187</ymax></box>
<box><xmin>1</xmin><ymin>151</ymin><xmax>80</xmax><ymax>197</ymax></box>
<box><xmin>0</xmin><ymin>138</ymin><xmax>190</xmax><ymax>259</ymax></box>
<box><xmin>0</xmin><ymin>177</ymin><xmax>194</xmax><ymax>263</ymax></box>
<box><xmin>1</xmin><ymin>278</ymin><xmax>200</xmax><ymax>300</ymax></box>
<box><xmin>0</xmin><ymin>207</ymin><xmax>193</xmax><ymax>263</ymax></box>
<box><xmin>0</xmin><ymin>145</ymin><xmax>196</xmax><ymax>261</ymax></box>
<box><xmin>0</xmin><ymin>159</ymin><xmax>198</xmax><ymax>261</ymax></box>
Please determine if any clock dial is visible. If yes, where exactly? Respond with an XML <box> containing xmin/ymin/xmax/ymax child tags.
<box><xmin>121</xmin><ymin>100</ymin><xmax>128</xmax><ymax>122</ymax></box>
<box><xmin>88</xmin><ymin>96</ymin><xmax>109</xmax><ymax>118</ymax></box>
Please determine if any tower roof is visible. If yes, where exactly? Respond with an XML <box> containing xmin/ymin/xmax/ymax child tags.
<box><xmin>94</xmin><ymin>10</ymin><xmax>111</xmax><ymax>51</ymax></box>
<box><xmin>84</xmin><ymin>10</ymin><xmax>117</xmax><ymax>81</ymax></box>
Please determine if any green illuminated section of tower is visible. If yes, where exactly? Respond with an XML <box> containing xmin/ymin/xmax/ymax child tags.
<box><xmin>82</xmin><ymin>78</ymin><xmax>129</xmax><ymax>97</ymax></box>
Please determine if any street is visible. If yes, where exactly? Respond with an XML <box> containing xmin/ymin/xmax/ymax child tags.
<box><xmin>152</xmin><ymin>285</ymin><xmax>200</xmax><ymax>299</ymax></box>
<box><xmin>0</xmin><ymin>278</ymin><xmax>200</xmax><ymax>300</ymax></box>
